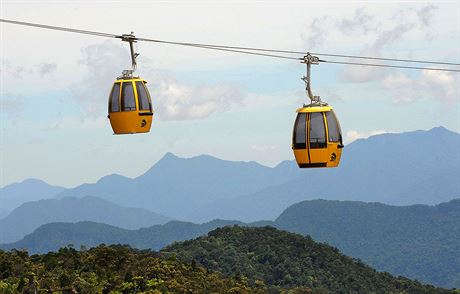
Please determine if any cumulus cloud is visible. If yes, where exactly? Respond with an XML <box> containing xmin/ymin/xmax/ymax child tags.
<box><xmin>37</xmin><ymin>63</ymin><xmax>57</xmax><ymax>77</ymax></box>
<box><xmin>301</xmin><ymin>16</ymin><xmax>330</xmax><ymax>49</ymax></box>
<box><xmin>71</xmin><ymin>40</ymin><xmax>244</xmax><ymax>120</ymax></box>
<box><xmin>346</xmin><ymin>129</ymin><xmax>388</xmax><ymax>143</ymax></box>
<box><xmin>337</xmin><ymin>8</ymin><xmax>375</xmax><ymax>35</ymax></box>
<box><xmin>0</xmin><ymin>94</ymin><xmax>26</xmax><ymax>114</ymax></box>
<box><xmin>382</xmin><ymin>70</ymin><xmax>459</xmax><ymax>104</ymax></box>
<box><xmin>303</xmin><ymin>5</ymin><xmax>445</xmax><ymax>86</ymax></box>
<box><xmin>153</xmin><ymin>78</ymin><xmax>243</xmax><ymax>121</ymax></box>
<box><xmin>417</xmin><ymin>4</ymin><xmax>438</xmax><ymax>27</ymax></box>
<box><xmin>251</xmin><ymin>144</ymin><xmax>276</xmax><ymax>152</ymax></box>
<box><xmin>2</xmin><ymin>60</ymin><xmax>57</xmax><ymax>79</ymax></box>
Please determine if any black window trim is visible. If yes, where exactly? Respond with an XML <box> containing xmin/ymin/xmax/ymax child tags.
<box><xmin>109</xmin><ymin>83</ymin><xmax>121</xmax><ymax>113</ymax></box>
<box><xmin>293</xmin><ymin>112</ymin><xmax>307</xmax><ymax>149</ymax></box>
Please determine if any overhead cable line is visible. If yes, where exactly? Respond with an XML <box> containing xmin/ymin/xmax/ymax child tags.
<box><xmin>322</xmin><ymin>60</ymin><xmax>460</xmax><ymax>73</ymax></box>
<box><xmin>1</xmin><ymin>18</ymin><xmax>459</xmax><ymax>72</ymax></box>
<box><xmin>139</xmin><ymin>37</ymin><xmax>460</xmax><ymax>66</ymax></box>
<box><xmin>0</xmin><ymin>19</ymin><xmax>118</xmax><ymax>39</ymax></box>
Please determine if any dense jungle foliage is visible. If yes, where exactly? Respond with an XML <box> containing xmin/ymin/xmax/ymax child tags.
<box><xmin>0</xmin><ymin>244</ymin><xmax>271</xmax><ymax>293</ymax></box>
<box><xmin>164</xmin><ymin>226</ymin><xmax>455</xmax><ymax>294</ymax></box>
<box><xmin>0</xmin><ymin>226</ymin><xmax>456</xmax><ymax>294</ymax></box>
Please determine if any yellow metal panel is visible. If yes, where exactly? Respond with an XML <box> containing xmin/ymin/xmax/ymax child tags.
<box><xmin>296</xmin><ymin>105</ymin><xmax>332</xmax><ymax>113</ymax></box>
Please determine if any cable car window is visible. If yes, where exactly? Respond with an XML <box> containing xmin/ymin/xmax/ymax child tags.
<box><xmin>121</xmin><ymin>82</ymin><xmax>136</xmax><ymax>111</ymax></box>
<box><xmin>293</xmin><ymin>113</ymin><xmax>306</xmax><ymax>149</ymax></box>
<box><xmin>326</xmin><ymin>110</ymin><xmax>341</xmax><ymax>143</ymax></box>
<box><xmin>109</xmin><ymin>83</ymin><xmax>120</xmax><ymax>112</ymax></box>
<box><xmin>136</xmin><ymin>81</ymin><xmax>151</xmax><ymax>111</ymax></box>
<box><xmin>310</xmin><ymin>112</ymin><xmax>327</xmax><ymax>148</ymax></box>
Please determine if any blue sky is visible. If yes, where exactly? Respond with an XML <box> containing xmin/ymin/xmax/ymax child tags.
<box><xmin>1</xmin><ymin>1</ymin><xmax>459</xmax><ymax>187</ymax></box>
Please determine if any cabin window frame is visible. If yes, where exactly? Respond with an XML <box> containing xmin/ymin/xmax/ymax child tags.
<box><xmin>136</xmin><ymin>81</ymin><xmax>152</xmax><ymax>111</ymax></box>
<box><xmin>121</xmin><ymin>81</ymin><xmax>137</xmax><ymax>112</ymax></box>
<box><xmin>325</xmin><ymin>110</ymin><xmax>342</xmax><ymax>143</ymax></box>
<box><xmin>109</xmin><ymin>83</ymin><xmax>121</xmax><ymax>113</ymax></box>
<box><xmin>293</xmin><ymin>112</ymin><xmax>307</xmax><ymax>149</ymax></box>
<box><xmin>309</xmin><ymin>112</ymin><xmax>327</xmax><ymax>149</ymax></box>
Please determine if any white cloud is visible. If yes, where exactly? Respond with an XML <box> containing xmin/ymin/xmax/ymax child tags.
<box><xmin>301</xmin><ymin>16</ymin><xmax>330</xmax><ymax>49</ymax></box>
<box><xmin>37</xmin><ymin>63</ymin><xmax>57</xmax><ymax>77</ymax></box>
<box><xmin>0</xmin><ymin>94</ymin><xmax>26</xmax><ymax>115</ymax></box>
<box><xmin>153</xmin><ymin>79</ymin><xmax>244</xmax><ymax>121</ymax></box>
<box><xmin>251</xmin><ymin>144</ymin><xmax>276</xmax><ymax>152</ymax></box>
<box><xmin>337</xmin><ymin>8</ymin><xmax>375</xmax><ymax>35</ymax></box>
<box><xmin>346</xmin><ymin>129</ymin><xmax>388</xmax><ymax>143</ymax></box>
<box><xmin>303</xmin><ymin>4</ymin><xmax>447</xmax><ymax>85</ymax></box>
<box><xmin>417</xmin><ymin>4</ymin><xmax>438</xmax><ymax>27</ymax></box>
<box><xmin>382</xmin><ymin>70</ymin><xmax>458</xmax><ymax>105</ymax></box>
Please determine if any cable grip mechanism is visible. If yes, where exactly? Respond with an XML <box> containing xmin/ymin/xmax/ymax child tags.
<box><xmin>301</xmin><ymin>53</ymin><xmax>324</xmax><ymax>105</ymax></box>
<box><xmin>120</xmin><ymin>32</ymin><xmax>139</xmax><ymax>78</ymax></box>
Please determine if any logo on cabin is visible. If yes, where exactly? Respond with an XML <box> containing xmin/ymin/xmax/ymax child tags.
<box><xmin>330</xmin><ymin>153</ymin><xmax>337</xmax><ymax>162</ymax></box>
<box><xmin>141</xmin><ymin>119</ymin><xmax>147</xmax><ymax>127</ymax></box>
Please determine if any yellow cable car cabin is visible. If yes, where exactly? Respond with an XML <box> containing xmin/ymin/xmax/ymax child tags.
<box><xmin>108</xmin><ymin>78</ymin><xmax>154</xmax><ymax>134</ymax></box>
<box><xmin>292</xmin><ymin>104</ymin><xmax>344</xmax><ymax>168</ymax></box>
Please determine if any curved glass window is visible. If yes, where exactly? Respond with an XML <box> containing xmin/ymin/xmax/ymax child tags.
<box><xmin>136</xmin><ymin>81</ymin><xmax>151</xmax><ymax>111</ymax></box>
<box><xmin>121</xmin><ymin>82</ymin><xmax>136</xmax><ymax>111</ymax></box>
<box><xmin>109</xmin><ymin>83</ymin><xmax>120</xmax><ymax>113</ymax></box>
<box><xmin>326</xmin><ymin>110</ymin><xmax>342</xmax><ymax>143</ymax></box>
<box><xmin>309</xmin><ymin>112</ymin><xmax>327</xmax><ymax>149</ymax></box>
<box><xmin>293</xmin><ymin>113</ymin><xmax>306</xmax><ymax>149</ymax></box>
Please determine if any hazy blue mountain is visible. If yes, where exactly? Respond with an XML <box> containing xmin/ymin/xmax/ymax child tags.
<box><xmin>274</xmin><ymin>199</ymin><xmax>460</xmax><ymax>288</ymax></box>
<box><xmin>1</xmin><ymin>219</ymin><xmax>241</xmax><ymax>254</ymax></box>
<box><xmin>51</xmin><ymin>127</ymin><xmax>460</xmax><ymax>222</ymax></box>
<box><xmin>190</xmin><ymin>127</ymin><xmax>460</xmax><ymax>222</ymax></box>
<box><xmin>0</xmin><ymin>178</ymin><xmax>65</xmax><ymax>213</ymax></box>
<box><xmin>0</xmin><ymin>209</ymin><xmax>8</xmax><ymax>220</ymax></box>
<box><xmin>55</xmin><ymin>153</ymin><xmax>296</xmax><ymax>219</ymax></box>
<box><xmin>0</xmin><ymin>196</ymin><xmax>171</xmax><ymax>243</ymax></box>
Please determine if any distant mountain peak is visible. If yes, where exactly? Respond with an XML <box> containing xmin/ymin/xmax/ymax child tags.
<box><xmin>428</xmin><ymin>126</ymin><xmax>457</xmax><ymax>135</ymax></box>
<box><xmin>163</xmin><ymin>152</ymin><xmax>179</xmax><ymax>159</ymax></box>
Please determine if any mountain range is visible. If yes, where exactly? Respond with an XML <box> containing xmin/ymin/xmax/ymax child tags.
<box><xmin>190</xmin><ymin>126</ymin><xmax>460</xmax><ymax>222</ymax></box>
<box><xmin>0</xmin><ymin>196</ymin><xmax>170</xmax><ymax>243</ymax></box>
<box><xmin>1</xmin><ymin>127</ymin><xmax>458</xmax><ymax>223</ymax></box>
<box><xmin>1</xmin><ymin>219</ymin><xmax>242</xmax><ymax>253</ymax></box>
<box><xmin>54</xmin><ymin>153</ymin><xmax>297</xmax><ymax>220</ymax></box>
<box><xmin>2</xmin><ymin>198</ymin><xmax>459</xmax><ymax>288</ymax></box>
<box><xmin>0</xmin><ymin>178</ymin><xmax>65</xmax><ymax>214</ymax></box>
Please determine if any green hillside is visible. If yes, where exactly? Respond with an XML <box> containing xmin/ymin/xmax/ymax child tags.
<box><xmin>0</xmin><ymin>245</ymin><xmax>269</xmax><ymax>293</ymax></box>
<box><xmin>274</xmin><ymin>199</ymin><xmax>460</xmax><ymax>288</ymax></box>
<box><xmin>164</xmin><ymin>226</ymin><xmax>451</xmax><ymax>293</ymax></box>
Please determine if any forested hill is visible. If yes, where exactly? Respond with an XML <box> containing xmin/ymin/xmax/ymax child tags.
<box><xmin>164</xmin><ymin>226</ymin><xmax>450</xmax><ymax>293</ymax></box>
<box><xmin>0</xmin><ymin>227</ymin><xmax>452</xmax><ymax>294</ymax></box>
<box><xmin>274</xmin><ymin>199</ymin><xmax>460</xmax><ymax>288</ymax></box>
<box><xmin>0</xmin><ymin>245</ymin><xmax>268</xmax><ymax>293</ymax></box>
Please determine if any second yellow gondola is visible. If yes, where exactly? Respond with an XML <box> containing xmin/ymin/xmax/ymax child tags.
<box><xmin>108</xmin><ymin>77</ymin><xmax>153</xmax><ymax>134</ymax></box>
<box><xmin>106</xmin><ymin>33</ymin><xmax>154</xmax><ymax>135</ymax></box>
<box><xmin>292</xmin><ymin>103</ymin><xmax>343</xmax><ymax>168</ymax></box>
<box><xmin>292</xmin><ymin>53</ymin><xmax>344</xmax><ymax>168</ymax></box>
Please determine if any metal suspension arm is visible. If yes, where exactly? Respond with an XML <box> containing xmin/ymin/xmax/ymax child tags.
<box><xmin>121</xmin><ymin>33</ymin><xmax>139</xmax><ymax>73</ymax></box>
<box><xmin>301</xmin><ymin>53</ymin><xmax>320</xmax><ymax>103</ymax></box>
